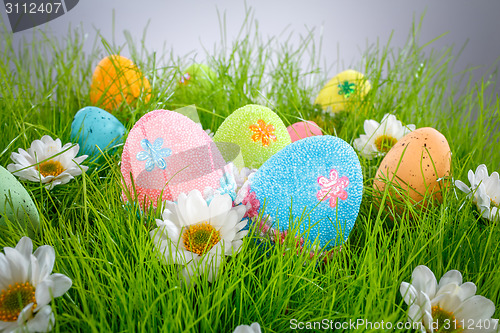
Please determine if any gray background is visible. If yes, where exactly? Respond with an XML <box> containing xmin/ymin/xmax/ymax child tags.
<box><xmin>2</xmin><ymin>0</ymin><xmax>500</xmax><ymax>95</ymax></box>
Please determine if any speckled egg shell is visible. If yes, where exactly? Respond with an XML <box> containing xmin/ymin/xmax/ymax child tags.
<box><xmin>70</xmin><ymin>106</ymin><xmax>126</xmax><ymax>159</ymax></box>
<box><xmin>121</xmin><ymin>109</ymin><xmax>228</xmax><ymax>209</ymax></box>
<box><xmin>213</xmin><ymin>104</ymin><xmax>291</xmax><ymax>168</ymax></box>
<box><xmin>315</xmin><ymin>69</ymin><xmax>371</xmax><ymax>113</ymax></box>
<box><xmin>249</xmin><ymin>135</ymin><xmax>363</xmax><ymax>248</ymax></box>
<box><xmin>89</xmin><ymin>55</ymin><xmax>151</xmax><ymax>112</ymax></box>
<box><xmin>0</xmin><ymin>165</ymin><xmax>39</xmax><ymax>236</ymax></box>
<box><xmin>373</xmin><ymin>127</ymin><xmax>451</xmax><ymax>207</ymax></box>
<box><xmin>287</xmin><ymin>121</ymin><xmax>323</xmax><ymax>142</ymax></box>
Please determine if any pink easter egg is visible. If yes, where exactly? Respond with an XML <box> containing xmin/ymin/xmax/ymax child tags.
<box><xmin>121</xmin><ymin>109</ymin><xmax>228</xmax><ymax>209</ymax></box>
<box><xmin>287</xmin><ymin>121</ymin><xmax>322</xmax><ymax>142</ymax></box>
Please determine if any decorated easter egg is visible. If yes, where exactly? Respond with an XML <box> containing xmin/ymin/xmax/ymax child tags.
<box><xmin>373</xmin><ymin>127</ymin><xmax>451</xmax><ymax>212</ymax></box>
<box><xmin>287</xmin><ymin>121</ymin><xmax>323</xmax><ymax>142</ymax></box>
<box><xmin>0</xmin><ymin>165</ymin><xmax>39</xmax><ymax>236</ymax></box>
<box><xmin>247</xmin><ymin>135</ymin><xmax>363</xmax><ymax>248</ymax></box>
<box><xmin>213</xmin><ymin>104</ymin><xmax>291</xmax><ymax>168</ymax></box>
<box><xmin>178</xmin><ymin>63</ymin><xmax>216</xmax><ymax>87</ymax></box>
<box><xmin>70</xmin><ymin>106</ymin><xmax>126</xmax><ymax>159</ymax></box>
<box><xmin>315</xmin><ymin>69</ymin><xmax>371</xmax><ymax>113</ymax></box>
<box><xmin>90</xmin><ymin>55</ymin><xmax>151</xmax><ymax>111</ymax></box>
<box><xmin>121</xmin><ymin>109</ymin><xmax>232</xmax><ymax>209</ymax></box>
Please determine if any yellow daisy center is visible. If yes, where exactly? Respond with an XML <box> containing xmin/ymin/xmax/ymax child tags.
<box><xmin>374</xmin><ymin>135</ymin><xmax>398</xmax><ymax>153</ymax></box>
<box><xmin>36</xmin><ymin>160</ymin><xmax>65</xmax><ymax>177</ymax></box>
<box><xmin>0</xmin><ymin>282</ymin><xmax>37</xmax><ymax>322</ymax></box>
<box><xmin>431</xmin><ymin>305</ymin><xmax>463</xmax><ymax>333</ymax></box>
<box><xmin>182</xmin><ymin>222</ymin><xmax>221</xmax><ymax>256</ymax></box>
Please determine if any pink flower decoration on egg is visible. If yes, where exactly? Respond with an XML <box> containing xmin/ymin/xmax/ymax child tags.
<box><xmin>179</xmin><ymin>72</ymin><xmax>191</xmax><ymax>85</ymax></box>
<box><xmin>242</xmin><ymin>188</ymin><xmax>260</xmax><ymax>218</ymax></box>
<box><xmin>316</xmin><ymin>169</ymin><xmax>349</xmax><ymax>208</ymax></box>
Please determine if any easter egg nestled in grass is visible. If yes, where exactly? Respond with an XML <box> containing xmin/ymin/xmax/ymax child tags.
<box><xmin>90</xmin><ymin>55</ymin><xmax>151</xmax><ymax>112</ymax></box>
<box><xmin>70</xmin><ymin>106</ymin><xmax>126</xmax><ymax>160</ymax></box>
<box><xmin>287</xmin><ymin>121</ymin><xmax>322</xmax><ymax>142</ymax></box>
<box><xmin>315</xmin><ymin>69</ymin><xmax>371</xmax><ymax>114</ymax></box>
<box><xmin>0</xmin><ymin>166</ymin><xmax>39</xmax><ymax>236</ymax></box>
<box><xmin>178</xmin><ymin>63</ymin><xmax>216</xmax><ymax>88</ymax></box>
<box><xmin>121</xmin><ymin>109</ymin><xmax>232</xmax><ymax>210</ymax></box>
<box><xmin>373</xmin><ymin>127</ymin><xmax>451</xmax><ymax>216</ymax></box>
<box><xmin>213</xmin><ymin>104</ymin><xmax>291</xmax><ymax>169</ymax></box>
<box><xmin>247</xmin><ymin>135</ymin><xmax>363</xmax><ymax>248</ymax></box>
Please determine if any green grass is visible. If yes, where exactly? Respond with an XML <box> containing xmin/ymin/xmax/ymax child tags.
<box><xmin>1</xmin><ymin>10</ymin><xmax>499</xmax><ymax>333</ymax></box>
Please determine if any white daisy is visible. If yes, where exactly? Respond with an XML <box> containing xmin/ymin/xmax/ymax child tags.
<box><xmin>353</xmin><ymin>114</ymin><xmax>415</xmax><ymax>159</ymax></box>
<box><xmin>233</xmin><ymin>322</ymin><xmax>261</xmax><ymax>333</ymax></box>
<box><xmin>0</xmin><ymin>237</ymin><xmax>72</xmax><ymax>333</ymax></box>
<box><xmin>455</xmin><ymin>164</ymin><xmax>500</xmax><ymax>221</ymax></box>
<box><xmin>231</xmin><ymin>164</ymin><xmax>256</xmax><ymax>194</ymax></box>
<box><xmin>400</xmin><ymin>265</ymin><xmax>498</xmax><ymax>333</ymax></box>
<box><xmin>7</xmin><ymin>135</ymin><xmax>88</xmax><ymax>190</ymax></box>
<box><xmin>203</xmin><ymin>169</ymin><xmax>237</xmax><ymax>203</ymax></box>
<box><xmin>150</xmin><ymin>189</ymin><xmax>248</xmax><ymax>283</ymax></box>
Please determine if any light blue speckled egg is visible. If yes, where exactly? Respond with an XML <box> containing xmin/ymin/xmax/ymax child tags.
<box><xmin>70</xmin><ymin>106</ymin><xmax>126</xmax><ymax>158</ymax></box>
<box><xmin>249</xmin><ymin>135</ymin><xmax>363</xmax><ymax>248</ymax></box>
<box><xmin>0</xmin><ymin>165</ymin><xmax>39</xmax><ymax>236</ymax></box>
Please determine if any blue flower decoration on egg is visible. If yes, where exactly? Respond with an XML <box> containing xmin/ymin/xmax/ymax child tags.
<box><xmin>217</xmin><ymin>172</ymin><xmax>237</xmax><ymax>200</ymax></box>
<box><xmin>136</xmin><ymin>138</ymin><xmax>172</xmax><ymax>172</ymax></box>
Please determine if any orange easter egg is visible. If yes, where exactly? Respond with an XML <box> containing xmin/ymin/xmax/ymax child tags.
<box><xmin>90</xmin><ymin>55</ymin><xmax>151</xmax><ymax>111</ymax></box>
<box><xmin>373</xmin><ymin>127</ymin><xmax>451</xmax><ymax>216</ymax></box>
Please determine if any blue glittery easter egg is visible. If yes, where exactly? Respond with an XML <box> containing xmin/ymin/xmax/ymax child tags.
<box><xmin>249</xmin><ymin>135</ymin><xmax>363</xmax><ymax>248</ymax></box>
<box><xmin>70</xmin><ymin>106</ymin><xmax>126</xmax><ymax>158</ymax></box>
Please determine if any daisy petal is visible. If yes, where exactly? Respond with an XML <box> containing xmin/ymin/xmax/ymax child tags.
<box><xmin>33</xmin><ymin>245</ymin><xmax>55</xmax><ymax>283</ymax></box>
<box><xmin>15</xmin><ymin>237</ymin><xmax>33</xmax><ymax>261</ymax></box>
<box><xmin>411</xmin><ymin>265</ymin><xmax>437</xmax><ymax>298</ymax></box>
<box><xmin>400</xmin><ymin>282</ymin><xmax>418</xmax><ymax>305</ymax></box>
<box><xmin>35</xmin><ymin>273</ymin><xmax>72</xmax><ymax>306</ymax></box>
<box><xmin>438</xmin><ymin>269</ymin><xmax>462</xmax><ymax>288</ymax></box>
<box><xmin>455</xmin><ymin>180</ymin><xmax>471</xmax><ymax>194</ymax></box>
<box><xmin>26</xmin><ymin>304</ymin><xmax>55</xmax><ymax>332</ymax></box>
<box><xmin>455</xmin><ymin>295</ymin><xmax>496</xmax><ymax>321</ymax></box>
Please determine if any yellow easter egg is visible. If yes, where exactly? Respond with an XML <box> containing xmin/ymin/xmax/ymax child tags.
<box><xmin>315</xmin><ymin>69</ymin><xmax>371</xmax><ymax>114</ymax></box>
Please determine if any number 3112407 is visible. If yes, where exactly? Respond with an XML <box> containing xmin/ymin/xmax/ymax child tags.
<box><xmin>5</xmin><ymin>2</ymin><xmax>62</xmax><ymax>14</ymax></box>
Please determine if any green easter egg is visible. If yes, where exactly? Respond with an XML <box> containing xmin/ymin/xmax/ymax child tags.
<box><xmin>178</xmin><ymin>63</ymin><xmax>217</xmax><ymax>88</ymax></box>
<box><xmin>0</xmin><ymin>165</ymin><xmax>40</xmax><ymax>236</ymax></box>
<box><xmin>213</xmin><ymin>104</ymin><xmax>291</xmax><ymax>168</ymax></box>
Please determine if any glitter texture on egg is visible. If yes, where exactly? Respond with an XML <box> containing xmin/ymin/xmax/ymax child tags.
<box><xmin>213</xmin><ymin>104</ymin><xmax>291</xmax><ymax>169</ymax></box>
<box><xmin>249</xmin><ymin>135</ymin><xmax>363</xmax><ymax>248</ymax></box>
<box><xmin>121</xmin><ymin>109</ymin><xmax>231</xmax><ymax>209</ymax></box>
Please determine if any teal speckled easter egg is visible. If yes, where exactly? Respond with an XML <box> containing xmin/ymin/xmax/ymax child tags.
<box><xmin>249</xmin><ymin>135</ymin><xmax>363</xmax><ymax>248</ymax></box>
<box><xmin>70</xmin><ymin>106</ymin><xmax>126</xmax><ymax>159</ymax></box>
<box><xmin>0</xmin><ymin>165</ymin><xmax>39</xmax><ymax>236</ymax></box>
<box><xmin>213</xmin><ymin>104</ymin><xmax>291</xmax><ymax>168</ymax></box>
